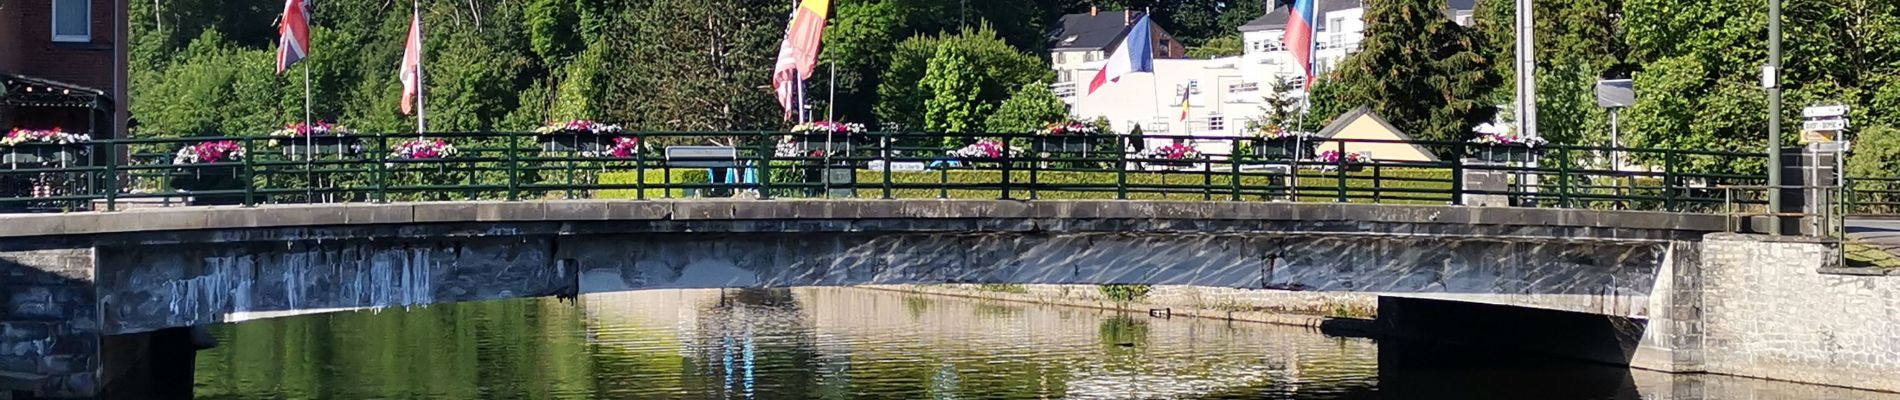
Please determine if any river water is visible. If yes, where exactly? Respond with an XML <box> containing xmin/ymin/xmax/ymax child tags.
<box><xmin>193</xmin><ymin>288</ymin><xmax>1894</xmax><ymax>399</ymax></box>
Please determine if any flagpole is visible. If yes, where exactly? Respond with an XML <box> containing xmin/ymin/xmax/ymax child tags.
<box><xmin>415</xmin><ymin>0</ymin><xmax>426</xmax><ymax>136</ymax></box>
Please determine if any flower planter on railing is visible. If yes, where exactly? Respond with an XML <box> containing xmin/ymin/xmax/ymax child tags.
<box><xmin>1036</xmin><ymin>136</ymin><xmax>1094</xmax><ymax>153</ymax></box>
<box><xmin>270</xmin><ymin>122</ymin><xmax>363</xmax><ymax>156</ymax></box>
<box><xmin>1318</xmin><ymin>150</ymin><xmax>1369</xmax><ymax>172</ymax></box>
<box><xmin>1036</xmin><ymin>122</ymin><xmax>1099</xmax><ymax>153</ymax></box>
<box><xmin>280</xmin><ymin>136</ymin><xmax>365</xmax><ymax>156</ymax></box>
<box><xmin>535</xmin><ymin>120</ymin><xmax>625</xmax><ymax>153</ymax></box>
<box><xmin>1254</xmin><ymin>138</ymin><xmax>1317</xmax><ymax>160</ymax></box>
<box><xmin>538</xmin><ymin>133</ymin><xmax>617</xmax><ymax>153</ymax></box>
<box><xmin>3</xmin><ymin>144</ymin><xmax>88</xmax><ymax>165</ymax></box>
<box><xmin>1468</xmin><ymin>130</ymin><xmax>1546</xmax><ymax>164</ymax></box>
<box><xmin>1473</xmin><ymin>144</ymin><xmax>1537</xmax><ymax>163</ymax></box>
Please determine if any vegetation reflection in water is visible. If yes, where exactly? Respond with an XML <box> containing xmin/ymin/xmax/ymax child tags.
<box><xmin>192</xmin><ymin>288</ymin><xmax>1379</xmax><ymax>399</ymax></box>
<box><xmin>193</xmin><ymin>288</ymin><xmax>1900</xmax><ymax>399</ymax></box>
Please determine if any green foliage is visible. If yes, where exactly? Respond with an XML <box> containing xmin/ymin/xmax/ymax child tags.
<box><xmin>983</xmin><ymin>83</ymin><xmax>1069</xmax><ymax>133</ymax></box>
<box><xmin>1850</xmin><ymin>126</ymin><xmax>1900</xmax><ymax>179</ymax></box>
<box><xmin>1250</xmin><ymin>80</ymin><xmax>1303</xmax><ymax>134</ymax></box>
<box><xmin>527</xmin><ymin>0</ymin><xmax>581</xmax><ymax>66</ymax></box>
<box><xmin>1327</xmin><ymin>0</ymin><xmax>1501</xmax><ymax>143</ymax></box>
<box><xmin>1097</xmin><ymin>284</ymin><xmax>1151</xmax><ymax>303</ymax></box>
<box><xmin>975</xmin><ymin>283</ymin><xmax>1028</xmax><ymax>294</ymax></box>
<box><xmin>1185</xmin><ymin>35</ymin><xmax>1242</xmax><ymax>59</ymax></box>
<box><xmin>922</xmin><ymin>45</ymin><xmax>987</xmax><ymax>133</ymax></box>
<box><xmin>878</xmin><ymin>25</ymin><xmax>1050</xmax><ymax>131</ymax></box>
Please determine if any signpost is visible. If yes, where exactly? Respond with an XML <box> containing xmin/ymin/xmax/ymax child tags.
<box><xmin>1799</xmin><ymin>104</ymin><xmax>1849</xmax><ymax>235</ymax></box>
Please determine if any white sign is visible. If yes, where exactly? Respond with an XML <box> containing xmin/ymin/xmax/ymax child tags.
<box><xmin>1761</xmin><ymin>65</ymin><xmax>1778</xmax><ymax>89</ymax></box>
<box><xmin>866</xmin><ymin>160</ymin><xmax>926</xmax><ymax>172</ymax></box>
<box><xmin>1804</xmin><ymin>105</ymin><xmax>1849</xmax><ymax>118</ymax></box>
<box><xmin>1804</xmin><ymin>120</ymin><xmax>1848</xmax><ymax>131</ymax></box>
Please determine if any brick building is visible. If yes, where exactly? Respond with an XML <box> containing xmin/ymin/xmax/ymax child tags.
<box><xmin>0</xmin><ymin>0</ymin><xmax>128</xmax><ymax>140</ymax></box>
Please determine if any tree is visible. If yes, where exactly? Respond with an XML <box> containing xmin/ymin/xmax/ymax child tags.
<box><xmin>984</xmin><ymin>82</ymin><xmax>1069</xmax><ymax>133</ymax></box>
<box><xmin>527</xmin><ymin>0</ymin><xmax>582</xmax><ymax>66</ymax></box>
<box><xmin>1326</xmin><ymin>0</ymin><xmax>1501</xmax><ymax>142</ymax></box>
<box><xmin>876</xmin><ymin>25</ymin><xmax>1050</xmax><ymax>131</ymax></box>
<box><xmin>921</xmin><ymin>45</ymin><xmax>987</xmax><ymax>134</ymax></box>
<box><xmin>1185</xmin><ymin>35</ymin><xmax>1241</xmax><ymax>59</ymax></box>
<box><xmin>1249</xmin><ymin>80</ymin><xmax>1302</xmax><ymax>133</ymax></box>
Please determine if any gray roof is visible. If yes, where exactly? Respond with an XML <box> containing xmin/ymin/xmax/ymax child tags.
<box><xmin>1049</xmin><ymin>10</ymin><xmax>1149</xmax><ymax>51</ymax></box>
<box><xmin>1239</xmin><ymin>0</ymin><xmax>1475</xmax><ymax>32</ymax></box>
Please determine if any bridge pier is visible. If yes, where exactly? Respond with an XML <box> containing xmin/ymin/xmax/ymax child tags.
<box><xmin>1</xmin><ymin>242</ymin><xmax>99</xmax><ymax>398</ymax></box>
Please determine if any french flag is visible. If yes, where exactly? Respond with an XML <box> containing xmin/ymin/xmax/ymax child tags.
<box><xmin>1283</xmin><ymin>0</ymin><xmax>1318</xmax><ymax>85</ymax></box>
<box><xmin>1086</xmin><ymin>15</ymin><xmax>1155</xmax><ymax>95</ymax></box>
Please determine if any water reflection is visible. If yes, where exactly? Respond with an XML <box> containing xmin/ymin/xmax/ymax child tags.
<box><xmin>196</xmin><ymin>288</ymin><xmax>1900</xmax><ymax>399</ymax></box>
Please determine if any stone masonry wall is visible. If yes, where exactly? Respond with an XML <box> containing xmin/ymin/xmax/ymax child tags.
<box><xmin>1694</xmin><ymin>234</ymin><xmax>1900</xmax><ymax>391</ymax></box>
<box><xmin>0</xmin><ymin>245</ymin><xmax>97</xmax><ymax>397</ymax></box>
<box><xmin>859</xmin><ymin>284</ymin><xmax>1378</xmax><ymax>327</ymax></box>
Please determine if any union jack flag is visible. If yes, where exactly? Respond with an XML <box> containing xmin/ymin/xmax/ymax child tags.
<box><xmin>276</xmin><ymin>0</ymin><xmax>311</xmax><ymax>74</ymax></box>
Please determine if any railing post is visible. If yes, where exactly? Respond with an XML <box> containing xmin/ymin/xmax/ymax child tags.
<box><xmin>1230</xmin><ymin>136</ymin><xmax>1242</xmax><ymax>202</ymax></box>
<box><xmin>1028</xmin><ymin>133</ymin><xmax>1040</xmax><ymax>200</ymax></box>
<box><xmin>103</xmin><ymin>141</ymin><xmax>118</xmax><ymax>212</ymax></box>
<box><xmin>1372</xmin><ymin>162</ymin><xmax>1384</xmax><ymax>203</ymax></box>
<box><xmin>636</xmin><ymin>131</ymin><xmax>647</xmax><ymax>200</ymax></box>
<box><xmin>1450</xmin><ymin>142</ymin><xmax>1465</xmax><ymax>206</ymax></box>
<box><xmin>1000</xmin><ymin>134</ymin><xmax>1013</xmax><ymax>200</ymax></box>
<box><xmin>1558</xmin><ymin>149</ymin><xmax>1571</xmax><ymax>208</ymax></box>
<box><xmin>374</xmin><ymin>134</ymin><xmax>388</xmax><ymax>203</ymax></box>
<box><xmin>1663</xmin><ymin>150</ymin><xmax>1679</xmax><ymax>211</ymax></box>
<box><xmin>748</xmin><ymin>131</ymin><xmax>763</xmax><ymax>199</ymax></box>
<box><xmin>507</xmin><ymin>130</ymin><xmax>520</xmax><ymax>201</ymax></box>
<box><xmin>1117</xmin><ymin>135</ymin><xmax>1129</xmax><ymax>200</ymax></box>
<box><xmin>1335</xmin><ymin>140</ymin><xmax>1348</xmax><ymax>203</ymax></box>
<box><xmin>564</xmin><ymin>133</ymin><xmax>577</xmax><ymax>199</ymax></box>
<box><xmin>881</xmin><ymin>132</ymin><xmax>893</xmax><ymax>200</ymax></box>
<box><xmin>242</xmin><ymin>138</ymin><xmax>256</xmax><ymax>207</ymax></box>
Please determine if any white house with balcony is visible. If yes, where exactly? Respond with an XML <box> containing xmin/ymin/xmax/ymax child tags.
<box><xmin>1051</xmin><ymin>0</ymin><xmax>1476</xmax><ymax>154</ymax></box>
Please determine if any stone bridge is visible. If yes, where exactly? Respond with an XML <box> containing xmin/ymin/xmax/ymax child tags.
<box><xmin>0</xmin><ymin>200</ymin><xmax>1776</xmax><ymax>397</ymax></box>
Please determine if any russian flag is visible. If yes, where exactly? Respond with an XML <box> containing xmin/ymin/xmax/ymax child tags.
<box><xmin>276</xmin><ymin>0</ymin><xmax>310</xmax><ymax>74</ymax></box>
<box><xmin>1283</xmin><ymin>0</ymin><xmax>1318</xmax><ymax>85</ymax></box>
<box><xmin>1086</xmin><ymin>15</ymin><xmax>1155</xmax><ymax>95</ymax></box>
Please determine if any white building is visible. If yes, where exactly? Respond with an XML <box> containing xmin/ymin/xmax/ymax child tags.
<box><xmin>1054</xmin><ymin>1</ymin><xmax>1478</xmax><ymax>151</ymax></box>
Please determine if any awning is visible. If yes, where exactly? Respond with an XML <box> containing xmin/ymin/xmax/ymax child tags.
<box><xmin>1</xmin><ymin>73</ymin><xmax>111</xmax><ymax>110</ymax></box>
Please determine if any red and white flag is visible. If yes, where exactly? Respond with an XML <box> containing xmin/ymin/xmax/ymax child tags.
<box><xmin>275</xmin><ymin>0</ymin><xmax>310</xmax><ymax>74</ymax></box>
<box><xmin>398</xmin><ymin>6</ymin><xmax>423</xmax><ymax>116</ymax></box>
<box><xmin>772</xmin><ymin>0</ymin><xmax>831</xmax><ymax>120</ymax></box>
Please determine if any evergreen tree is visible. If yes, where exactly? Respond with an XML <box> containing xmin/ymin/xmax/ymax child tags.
<box><xmin>1327</xmin><ymin>0</ymin><xmax>1500</xmax><ymax>143</ymax></box>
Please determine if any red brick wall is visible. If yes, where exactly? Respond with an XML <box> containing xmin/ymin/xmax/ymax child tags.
<box><xmin>0</xmin><ymin>3</ymin><xmax>22</xmax><ymax>72</ymax></box>
<box><xmin>0</xmin><ymin>0</ymin><xmax>126</xmax><ymax>138</ymax></box>
<box><xmin>8</xmin><ymin>0</ymin><xmax>118</xmax><ymax>91</ymax></box>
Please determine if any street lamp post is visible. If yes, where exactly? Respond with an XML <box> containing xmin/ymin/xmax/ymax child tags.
<box><xmin>1767</xmin><ymin>0</ymin><xmax>1784</xmax><ymax>235</ymax></box>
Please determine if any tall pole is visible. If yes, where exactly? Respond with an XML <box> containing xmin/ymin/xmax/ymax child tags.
<box><xmin>415</xmin><ymin>0</ymin><xmax>427</xmax><ymax>135</ymax></box>
<box><xmin>827</xmin><ymin>62</ymin><xmax>835</xmax><ymax>122</ymax></box>
<box><xmin>1515</xmin><ymin>0</ymin><xmax>1537</xmax><ymax>140</ymax></box>
<box><xmin>1767</xmin><ymin>0</ymin><xmax>1784</xmax><ymax>235</ymax></box>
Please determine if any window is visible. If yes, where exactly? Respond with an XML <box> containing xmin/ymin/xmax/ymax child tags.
<box><xmin>1208</xmin><ymin>115</ymin><xmax>1225</xmax><ymax>131</ymax></box>
<box><xmin>1329</xmin><ymin>17</ymin><xmax>1345</xmax><ymax>32</ymax></box>
<box><xmin>52</xmin><ymin>0</ymin><xmax>91</xmax><ymax>42</ymax></box>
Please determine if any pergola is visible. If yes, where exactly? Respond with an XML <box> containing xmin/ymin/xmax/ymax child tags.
<box><xmin>1</xmin><ymin>73</ymin><xmax>114</xmax><ymax>138</ymax></box>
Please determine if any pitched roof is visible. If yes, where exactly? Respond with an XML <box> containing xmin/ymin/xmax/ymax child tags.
<box><xmin>1315</xmin><ymin>105</ymin><xmax>1441</xmax><ymax>161</ymax></box>
<box><xmin>1238</xmin><ymin>0</ymin><xmax>1477</xmax><ymax>32</ymax></box>
<box><xmin>1049</xmin><ymin>10</ymin><xmax>1148</xmax><ymax>51</ymax></box>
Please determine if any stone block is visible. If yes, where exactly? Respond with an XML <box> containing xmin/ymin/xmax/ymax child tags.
<box><xmin>413</xmin><ymin>202</ymin><xmax>478</xmax><ymax>222</ymax></box>
<box><xmin>603</xmin><ymin>202</ymin><xmax>670</xmax><ymax>220</ymax></box>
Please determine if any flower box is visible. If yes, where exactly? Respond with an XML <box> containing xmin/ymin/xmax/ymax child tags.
<box><xmin>1037</xmin><ymin>136</ymin><xmax>1094</xmax><ymax>153</ymax></box>
<box><xmin>168</xmin><ymin>166</ymin><xmax>243</xmax><ymax>192</ymax></box>
<box><xmin>795</xmin><ymin>140</ymin><xmax>857</xmax><ymax>157</ymax></box>
<box><xmin>537</xmin><ymin>133</ymin><xmax>617</xmax><ymax>153</ymax></box>
<box><xmin>1474</xmin><ymin>144</ymin><xmax>1536</xmax><ymax>163</ymax></box>
<box><xmin>2</xmin><ymin>144</ymin><xmax>87</xmax><ymax>165</ymax></box>
<box><xmin>280</xmin><ymin>136</ymin><xmax>365</xmax><ymax>156</ymax></box>
<box><xmin>1254</xmin><ymin>138</ymin><xmax>1317</xmax><ymax>160</ymax></box>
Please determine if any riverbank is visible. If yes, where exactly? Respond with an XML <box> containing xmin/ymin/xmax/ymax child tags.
<box><xmin>856</xmin><ymin>284</ymin><xmax>1378</xmax><ymax>329</ymax></box>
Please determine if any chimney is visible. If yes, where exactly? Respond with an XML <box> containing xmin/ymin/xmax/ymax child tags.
<box><xmin>1090</xmin><ymin>5</ymin><xmax>1098</xmax><ymax>16</ymax></box>
<box><xmin>1124</xmin><ymin>10</ymin><xmax>1131</xmax><ymax>26</ymax></box>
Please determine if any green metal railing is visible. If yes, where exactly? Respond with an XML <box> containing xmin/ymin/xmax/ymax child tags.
<box><xmin>0</xmin><ymin>131</ymin><xmax>1873</xmax><ymax>216</ymax></box>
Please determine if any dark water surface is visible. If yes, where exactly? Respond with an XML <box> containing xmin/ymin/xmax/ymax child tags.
<box><xmin>194</xmin><ymin>288</ymin><xmax>1894</xmax><ymax>399</ymax></box>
